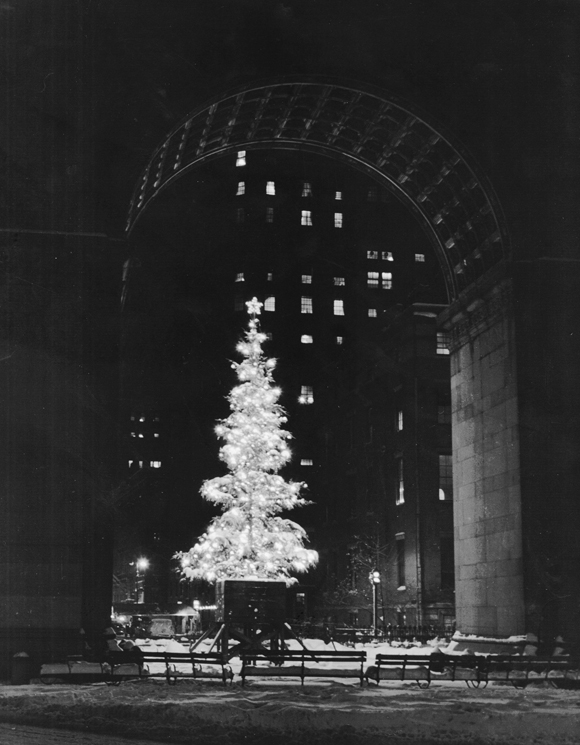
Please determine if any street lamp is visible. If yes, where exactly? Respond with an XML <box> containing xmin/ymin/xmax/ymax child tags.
<box><xmin>133</xmin><ymin>557</ymin><xmax>149</xmax><ymax>604</ymax></box>
<box><xmin>369</xmin><ymin>569</ymin><xmax>381</xmax><ymax>635</ymax></box>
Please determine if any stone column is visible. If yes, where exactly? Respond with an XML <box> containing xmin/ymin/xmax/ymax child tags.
<box><xmin>441</xmin><ymin>268</ymin><xmax>525</xmax><ymax>637</ymax></box>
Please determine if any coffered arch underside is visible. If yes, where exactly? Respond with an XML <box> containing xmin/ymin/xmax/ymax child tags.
<box><xmin>127</xmin><ymin>80</ymin><xmax>508</xmax><ymax>301</ymax></box>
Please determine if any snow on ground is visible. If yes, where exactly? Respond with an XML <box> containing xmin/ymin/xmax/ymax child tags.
<box><xmin>0</xmin><ymin>638</ymin><xmax>578</xmax><ymax>744</ymax></box>
<box><xmin>137</xmin><ymin>636</ymin><xmax>450</xmax><ymax>678</ymax></box>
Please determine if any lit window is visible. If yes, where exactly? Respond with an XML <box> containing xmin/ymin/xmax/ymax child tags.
<box><xmin>396</xmin><ymin>410</ymin><xmax>403</xmax><ymax>431</ymax></box>
<box><xmin>367</xmin><ymin>250</ymin><xmax>378</xmax><ymax>260</ymax></box>
<box><xmin>236</xmin><ymin>181</ymin><xmax>245</xmax><ymax>196</ymax></box>
<box><xmin>235</xmin><ymin>272</ymin><xmax>244</xmax><ymax>282</ymax></box>
<box><xmin>234</xmin><ymin>296</ymin><xmax>244</xmax><ymax>311</ymax></box>
<box><xmin>415</xmin><ymin>253</ymin><xmax>426</xmax><ymax>263</ymax></box>
<box><xmin>302</xmin><ymin>182</ymin><xmax>312</xmax><ymax>197</ymax></box>
<box><xmin>396</xmin><ymin>459</ymin><xmax>405</xmax><ymax>505</ymax></box>
<box><xmin>150</xmin><ymin>461</ymin><xmax>162</xmax><ymax>469</ymax></box>
<box><xmin>236</xmin><ymin>207</ymin><xmax>245</xmax><ymax>224</ymax></box>
<box><xmin>267</xmin><ymin>272</ymin><xmax>273</xmax><ymax>281</ymax></box>
<box><xmin>138</xmin><ymin>461</ymin><xmax>144</xmax><ymax>469</ymax></box>
<box><xmin>236</xmin><ymin>150</ymin><xmax>246</xmax><ymax>167</ymax></box>
<box><xmin>139</xmin><ymin>417</ymin><xmax>145</xmax><ymax>422</ymax></box>
<box><xmin>367</xmin><ymin>271</ymin><xmax>379</xmax><ymax>288</ymax></box>
<box><xmin>122</xmin><ymin>259</ymin><xmax>131</xmax><ymax>283</ymax></box>
<box><xmin>335</xmin><ymin>191</ymin><xmax>342</xmax><ymax>200</ymax></box>
<box><xmin>138</xmin><ymin>433</ymin><xmax>144</xmax><ymax>438</ymax></box>
<box><xmin>266</xmin><ymin>181</ymin><xmax>275</xmax><ymax>195</ymax></box>
<box><xmin>301</xmin><ymin>274</ymin><xmax>312</xmax><ymax>284</ymax></box>
<box><xmin>301</xmin><ymin>210</ymin><xmax>312</xmax><ymax>226</ymax></box>
<box><xmin>382</xmin><ymin>251</ymin><xmax>393</xmax><ymax>261</ymax></box>
<box><xmin>333</xmin><ymin>299</ymin><xmax>345</xmax><ymax>316</ymax></box>
<box><xmin>300</xmin><ymin>459</ymin><xmax>314</xmax><ymax>466</ymax></box>
<box><xmin>130</xmin><ymin>432</ymin><xmax>136</xmax><ymax>438</ymax></box>
<box><xmin>266</xmin><ymin>206</ymin><xmax>274</xmax><ymax>223</ymax></box>
<box><xmin>367</xmin><ymin>187</ymin><xmax>378</xmax><ymax>202</ymax></box>
<box><xmin>299</xmin><ymin>385</ymin><xmax>314</xmax><ymax>404</ymax></box>
<box><xmin>301</xmin><ymin>334</ymin><xmax>313</xmax><ymax>344</ymax></box>
<box><xmin>437</xmin><ymin>332</ymin><xmax>450</xmax><ymax>355</ymax></box>
<box><xmin>154</xmin><ymin>433</ymin><xmax>160</xmax><ymax>438</ymax></box>
<box><xmin>439</xmin><ymin>454</ymin><xmax>453</xmax><ymax>501</ymax></box>
<box><xmin>333</xmin><ymin>276</ymin><xmax>345</xmax><ymax>286</ymax></box>
<box><xmin>264</xmin><ymin>296</ymin><xmax>275</xmax><ymax>312</ymax></box>
<box><xmin>128</xmin><ymin>460</ymin><xmax>134</xmax><ymax>468</ymax></box>
<box><xmin>301</xmin><ymin>296</ymin><xmax>313</xmax><ymax>314</ymax></box>
<box><xmin>334</xmin><ymin>212</ymin><xmax>343</xmax><ymax>228</ymax></box>
<box><xmin>336</xmin><ymin>336</ymin><xmax>343</xmax><ymax>345</ymax></box>
<box><xmin>368</xmin><ymin>308</ymin><xmax>377</xmax><ymax>318</ymax></box>
<box><xmin>381</xmin><ymin>272</ymin><xmax>393</xmax><ymax>289</ymax></box>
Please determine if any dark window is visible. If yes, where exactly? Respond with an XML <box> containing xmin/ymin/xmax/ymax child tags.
<box><xmin>396</xmin><ymin>536</ymin><xmax>405</xmax><ymax>587</ymax></box>
<box><xmin>440</xmin><ymin>535</ymin><xmax>455</xmax><ymax>590</ymax></box>
<box><xmin>439</xmin><ymin>454</ymin><xmax>453</xmax><ymax>501</ymax></box>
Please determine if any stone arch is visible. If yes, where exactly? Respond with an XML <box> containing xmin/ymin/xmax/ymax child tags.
<box><xmin>129</xmin><ymin>77</ymin><xmax>576</xmax><ymax>646</ymax></box>
<box><xmin>127</xmin><ymin>78</ymin><xmax>509</xmax><ymax>303</ymax></box>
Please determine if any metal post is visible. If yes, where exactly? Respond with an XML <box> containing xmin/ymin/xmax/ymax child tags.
<box><xmin>369</xmin><ymin>570</ymin><xmax>380</xmax><ymax>636</ymax></box>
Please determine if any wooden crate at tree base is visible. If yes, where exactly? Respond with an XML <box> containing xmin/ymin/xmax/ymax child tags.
<box><xmin>215</xmin><ymin>580</ymin><xmax>287</xmax><ymax>625</ymax></box>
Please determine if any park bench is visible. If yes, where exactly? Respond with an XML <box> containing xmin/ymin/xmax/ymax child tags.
<box><xmin>483</xmin><ymin>654</ymin><xmax>580</xmax><ymax>687</ymax></box>
<box><xmin>108</xmin><ymin>650</ymin><xmax>233</xmax><ymax>685</ymax></box>
<box><xmin>40</xmin><ymin>659</ymin><xmax>110</xmax><ymax>684</ymax></box>
<box><xmin>240</xmin><ymin>648</ymin><xmax>367</xmax><ymax>686</ymax></box>
<box><xmin>366</xmin><ymin>653</ymin><xmax>580</xmax><ymax>689</ymax></box>
<box><xmin>40</xmin><ymin>649</ymin><xmax>232</xmax><ymax>686</ymax></box>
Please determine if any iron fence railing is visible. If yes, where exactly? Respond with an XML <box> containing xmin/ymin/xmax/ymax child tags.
<box><xmin>289</xmin><ymin>622</ymin><xmax>456</xmax><ymax>646</ymax></box>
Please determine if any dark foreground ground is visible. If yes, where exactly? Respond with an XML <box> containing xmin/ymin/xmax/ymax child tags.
<box><xmin>0</xmin><ymin>679</ymin><xmax>579</xmax><ymax>745</ymax></box>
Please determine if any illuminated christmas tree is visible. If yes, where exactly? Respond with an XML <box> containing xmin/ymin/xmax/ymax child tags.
<box><xmin>177</xmin><ymin>298</ymin><xmax>318</xmax><ymax>586</ymax></box>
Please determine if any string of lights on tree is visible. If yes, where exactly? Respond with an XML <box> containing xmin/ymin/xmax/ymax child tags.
<box><xmin>176</xmin><ymin>297</ymin><xmax>318</xmax><ymax>586</ymax></box>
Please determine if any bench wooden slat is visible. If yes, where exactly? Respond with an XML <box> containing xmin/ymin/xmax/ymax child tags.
<box><xmin>240</xmin><ymin>648</ymin><xmax>367</xmax><ymax>686</ymax></box>
<box><xmin>108</xmin><ymin>650</ymin><xmax>232</xmax><ymax>685</ymax></box>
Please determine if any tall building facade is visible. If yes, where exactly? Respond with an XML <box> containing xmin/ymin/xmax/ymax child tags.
<box><xmin>120</xmin><ymin>148</ymin><xmax>454</xmax><ymax>624</ymax></box>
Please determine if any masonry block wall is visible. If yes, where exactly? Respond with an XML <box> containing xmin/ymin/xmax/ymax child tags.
<box><xmin>449</xmin><ymin>277</ymin><xmax>525</xmax><ymax>637</ymax></box>
<box><xmin>514</xmin><ymin>260</ymin><xmax>580</xmax><ymax>645</ymax></box>
<box><xmin>0</xmin><ymin>233</ymin><xmax>118</xmax><ymax>677</ymax></box>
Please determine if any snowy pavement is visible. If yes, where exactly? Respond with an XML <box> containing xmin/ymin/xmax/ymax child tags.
<box><xmin>1</xmin><ymin>677</ymin><xmax>579</xmax><ymax>744</ymax></box>
<box><xmin>0</xmin><ymin>722</ymin><xmax>165</xmax><ymax>745</ymax></box>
